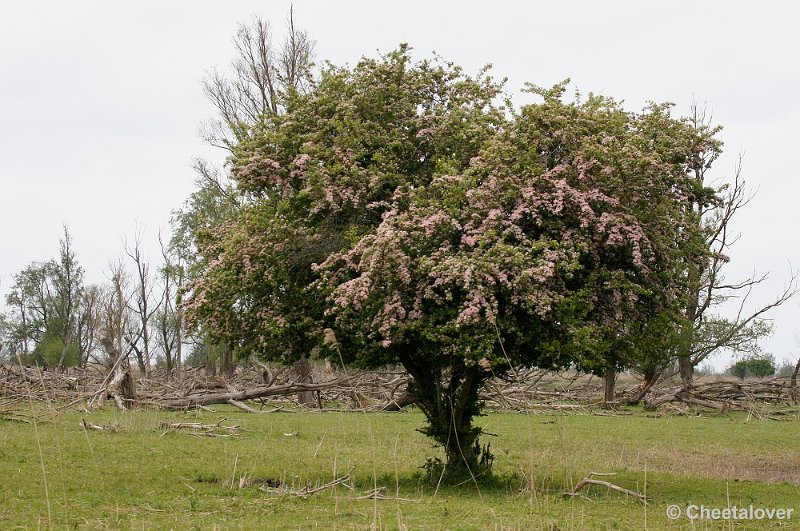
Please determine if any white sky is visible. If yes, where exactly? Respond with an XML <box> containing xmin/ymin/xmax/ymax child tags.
<box><xmin>1</xmin><ymin>1</ymin><xmax>798</xmax><ymax>369</ymax></box>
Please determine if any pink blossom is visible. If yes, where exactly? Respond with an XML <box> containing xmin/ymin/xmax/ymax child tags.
<box><xmin>294</xmin><ymin>153</ymin><xmax>311</xmax><ymax>167</ymax></box>
<box><xmin>462</xmin><ymin>235</ymin><xmax>477</xmax><ymax>246</ymax></box>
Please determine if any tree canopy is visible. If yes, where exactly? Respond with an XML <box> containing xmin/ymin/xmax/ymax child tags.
<box><xmin>184</xmin><ymin>46</ymin><xmax>718</xmax><ymax>476</ymax></box>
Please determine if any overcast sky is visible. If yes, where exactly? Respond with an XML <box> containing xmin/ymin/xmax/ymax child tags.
<box><xmin>1</xmin><ymin>1</ymin><xmax>798</xmax><ymax>368</ymax></box>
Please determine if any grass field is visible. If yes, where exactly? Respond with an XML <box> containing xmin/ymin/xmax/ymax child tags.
<box><xmin>1</xmin><ymin>403</ymin><xmax>798</xmax><ymax>529</ymax></box>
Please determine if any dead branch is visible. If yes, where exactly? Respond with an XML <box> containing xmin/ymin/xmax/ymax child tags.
<box><xmin>80</xmin><ymin>418</ymin><xmax>118</xmax><ymax>431</ymax></box>
<box><xmin>566</xmin><ymin>472</ymin><xmax>647</xmax><ymax>504</ymax></box>
<box><xmin>290</xmin><ymin>467</ymin><xmax>354</xmax><ymax>498</ymax></box>
<box><xmin>356</xmin><ymin>487</ymin><xmax>414</xmax><ymax>501</ymax></box>
<box><xmin>226</xmin><ymin>399</ymin><xmax>285</xmax><ymax>413</ymax></box>
<box><xmin>158</xmin><ymin>417</ymin><xmax>241</xmax><ymax>437</ymax></box>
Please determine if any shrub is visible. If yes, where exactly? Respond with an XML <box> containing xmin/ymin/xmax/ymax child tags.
<box><xmin>728</xmin><ymin>356</ymin><xmax>776</xmax><ymax>379</ymax></box>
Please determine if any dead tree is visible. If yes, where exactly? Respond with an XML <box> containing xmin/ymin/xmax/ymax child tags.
<box><xmin>156</xmin><ymin>231</ymin><xmax>183</xmax><ymax>376</ymax></box>
<box><xmin>673</xmin><ymin>106</ymin><xmax>797</xmax><ymax>389</ymax></box>
<box><xmin>124</xmin><ymin>231</ymin><xmax>162</xmax><ymax>376</ymax></box>
<box><xmin>99</xmin><ymin>337</ymin><xmax>136</xmax><ymax>410</ymax></box>
<box><xmin>200</xmin><ymin>9</ymin><xmax>315</xmax><ymax>151</ymax></box>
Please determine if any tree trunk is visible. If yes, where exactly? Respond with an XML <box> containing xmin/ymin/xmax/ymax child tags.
<box><xmin>294</xmin><ymin>357</ymin><xmax>314</xmax><ymax>405</ymax></box>
<box><xmin>678</xmin><ymin>355</ymin><xmax>694</xmax><ymax>389</ymax></box>
<box><xmin>625</xmin><ymin>366</ymin><xmax>662</xmax><ymax>406</ymax></box>
<box><xmin>99</xmin><ymin>337</ymin><xmax>137</xmax><ymax>410</ymax></box>
<box><xmin>108</xmin><ymin>356</ymin><xmax>137</xmax><ymax>410</ymax></box>
<box><xmin>381</xmin><ymin>389</ymin><xmax>415</xmax><ymax>411</ymax></box>
<box><xmin>175</xmin><ymin>305</ymin><xmax>183</xmax><ymax>374</ymax></box>
<box><xmin>141</xmin><ymin>326</ymin><xmax>151</xmax><ymax>377</ymax></box>
<box><xmin>57</xmin><ymin>341</ymin><xmax>70</xmax><ymax>373</ymax></box>
<box><xmin>443</xmin><ymin>367</ymin><xmax>482</xmax><ymax>470</ymax></box>
<box><xmin>222</xmin><ymin>346</ymin><xmax>235</xmax><ymax>378</ymax></box>
<box><xmin>57</xmin><ymin>330</ymin><xmax>74</xmax><ymax>373</ymax></box>
<box><xmin>400</xmin><ymin>352</ymin><xmax>490</xmax><ymax>479</ymax></box>
<box><xmin>205</xmin><ymin>353</ymin><xmax>216</xmax><ymax>376</ymax></box>
<box><xmin>134</xmin><ymin>347</ymin><xmax>147</xmax><ymax>376</ymax></box>
<box><xmin>790</xmin><ymin>357</ymin><xmax>800</xmax><ymax>405</ymax></box>
<box><xmin>157</xmin><ymin>379</ymin><xmax>345</xmax><ymax>409</ymax></box>
<box><xmin>678</xmin><ymin>227</ymin><xmax>703</xmax><ymax>390</ymax></box>
<box><xmin>603</xmin><ymin>367</ymin><xmax>616</xmax><ymax>409</ymax></box>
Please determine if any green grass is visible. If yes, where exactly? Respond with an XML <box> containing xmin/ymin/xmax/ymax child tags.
<box><xmin>1</xmin><ymin>404</ymin><xmax>798</xmax><ymax>529</ymax></box>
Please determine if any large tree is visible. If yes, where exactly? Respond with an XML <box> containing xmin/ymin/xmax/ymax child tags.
<box><xmin>184</xmin><ymin>48</ymin><xmax>715</xmax><ymax>477</ymax></box>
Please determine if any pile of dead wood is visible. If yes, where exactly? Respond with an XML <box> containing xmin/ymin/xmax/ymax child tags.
<box><xmin>1</xmin><ymin>363</ymin><xmax>797</xmax><ymax>416</ymax></box>
<box><xmin>0</xmin><ymin>362</ymin><xmax>412</xmax><ymax>412</ymax></box>
<box><xmin>642</xmin><ymin>378</ymin><xmax>799</xmax><ymax>415</ymax></box>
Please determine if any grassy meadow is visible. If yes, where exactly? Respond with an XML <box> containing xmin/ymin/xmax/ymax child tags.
<box><xmin>1</xmin><ymin>403</ymin><xmax>798</xmax><ymax>529</ymax></box>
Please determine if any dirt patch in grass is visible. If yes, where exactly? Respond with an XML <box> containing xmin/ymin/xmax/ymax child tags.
<box><xmin>705</xmin><ymin>457</ymin><xmax>800</xmax><ymax>484</ymax></box>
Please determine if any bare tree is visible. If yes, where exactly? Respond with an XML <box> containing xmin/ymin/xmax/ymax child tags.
<box><xmin>165</xmin><ymin>10</ymin><xmax>317</xmax><ymax>387</ymax></box>
<box><xmin>675</xmin><ymin>106</ymin><xmax>798</xmax><ymax>388</ymax></box>
<box><xmin>4</xmin><ymin>271</ymin><xmax>40</xmax><ymax>356</ymax></box>
<box><xmin>124</xmin><ymin>230</ymin><xmax>162</xmax><ymax>376</ymax></box>
<box><xmin>155</xmin><ymin>231</ymin><xmax>184</xmax><ymax>375</ymax></box>
<box><xmin>75</xmin><ymin>284</ymin><xmax>102</xmax><ymax>368</ymax></box>
<box><xmin>101</xmin><ymin>260</ymin><xmax>133</xmax><ymax>367</ymax></box>
<box><xmin>0</xmin><ymin>311</ymin><xmax>11</xmax><ymax>363</ymax></box>
<box><xmin>199</xmin><ymin>10</ymin><xmax>315</xmax><ymax>151</ymax></box>
<box><xmin>277</xmin><ymin>7</ymin><xmax>315</xmax><ymax>95</ymax></box>
<box><xmin>95</xmin><ymin>260</ymin><xmax>138</xmax><ymax>409</ymax></box>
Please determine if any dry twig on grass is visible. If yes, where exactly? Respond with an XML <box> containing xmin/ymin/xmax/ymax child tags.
<box><xmin>565</xmin><ymin>472</ymin><xmax>648</xmax><ymax>505</ymax></box>
<box><xmin>356</xmin><ymin>487</ymin><xmax>415</xmax><ymax>501</ymax></box>
<box><xmin>80</xmin><ymin>418</ymin><xmax>119</xmax><ymax>431</ymax></box>
<box><xmin>0</xmin><ymin>410</ymin><xmax>33</xmax><ymax>423</ymax></box>
<box><xmin>0</xmin><ymin>397</ymin><xmax>32</xmax><ymax>423</ymax></box>
<box><xmin>158</xmin><ymin>417</ymin><xmax>241</xmax><ymax>437</ymax></box>
<box><xmin>290</xmin><ymin>467</ymin><xmax>355</xmax><ymax>498</ymax></box>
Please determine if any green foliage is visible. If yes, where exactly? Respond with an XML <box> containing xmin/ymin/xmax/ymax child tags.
<box><xmin>729</xmin><ymin>360</ymin><xmax>748</xmax><ymax>379</ymax></box>
<box><xmin>33</xmin><ymin>330</ymin><xmax>80</xmax><ymax>368</ymax></box>
<box><xmin>747</xmin><ymin>358</ymin><xmax>775</xmax><ymax>378</ymax></box>
<box><xmin>748</xmin><ymin>358</ymin><xmax>775</xmax><ymax>378</ymax></box>
<box><xmin>729</xmin><ymin>356</ymin><xmax>777</xmax><ymax>379</ymax></box>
